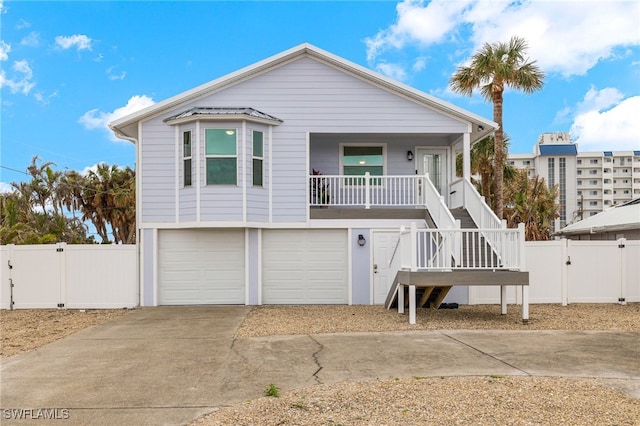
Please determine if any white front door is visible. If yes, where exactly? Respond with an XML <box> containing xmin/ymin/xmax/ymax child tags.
<box><xmin>373</xmin><ymin>231</ymin><xmax>400</xmax><ymax>304</ymax></box>
<box><xmin>417</xmin><ymin>149</ymin><xmax>447</xmax><ymax>196</ymax></box>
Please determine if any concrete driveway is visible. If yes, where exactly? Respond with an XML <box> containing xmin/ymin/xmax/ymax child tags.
<box><xmin>1</xmin><ymin>306</ymin><xmax>639</xmax><ymax>425</ymax></box>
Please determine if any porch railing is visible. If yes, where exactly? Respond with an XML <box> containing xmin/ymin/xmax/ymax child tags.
<box><xmin>310</xmin><ymin>173</ymin><xmax>426</xmax><ymax>208</ymax></box>
<box><xmin>393</xmin><ymin>222</ymin><xmax>525</xmax><ymax>272</ymax></box>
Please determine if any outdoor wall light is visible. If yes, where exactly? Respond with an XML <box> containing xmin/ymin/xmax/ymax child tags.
<box><xmin>357</xmin><ymin>234</ymin><xmax>366</xmax><ymax>247</ymax></box>
<box><xmin>407</xmin><ymin>150</ymin><xmax>414</xmax><ymax>161</ymax></box>
<box><xmin>477</xmin><ymin>125</ymin><xmax>484</xmax><ymax>132</ymax></box>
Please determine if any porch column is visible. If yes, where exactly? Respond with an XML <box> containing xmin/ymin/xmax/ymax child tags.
<box><xmin>463</xmin><ymin>132</ymin><xmax>471</xmax><ymax>181</ymax></box>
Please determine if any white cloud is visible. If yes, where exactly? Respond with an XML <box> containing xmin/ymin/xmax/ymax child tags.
<box><xmin>16</xmin><ymin>18</ymin><xmax>30</xmax><ymax>29</ymax></box>
<box><xmin>0</xmin><ymin>40</ymin><xmax>10</xmax><ymax>60</ymax></box>
<box><xmin>375</xmin><ymin>62</ymin><xmax>408</xmax><ymax>82</ymax></box>
<box><xmin>412</xmin><ymin>56</ymin><xmax>427</xmax><ymax>72</ymax></box>
<box><xmin>366</xmin><ymin>0</ymin><xmax>640</xmax><ymax>77</ymax></box>
<box><xmin>106</xmin><ymin>65</ymin><xmax>126</xmax><ymax>81</ymax></box>
<box><xmin>34</xmin><ymin>90</ymin><xmax>59</xmax><ymax>106</ymax></box>
<box><xmin>20</xmin><ymin>31</ymin><xmax>40</xmax><ymax>47</ymax></box>
<box><xmin>79</xmin><ymin>95</ymin><xmax>155</xmax><ymax>140</ymax></box>
<box><xmin>0</xmin><ymin>182</ymin><xmax>14</xmax><ymax>194</ymax></box>
<box><xmin>569</xmin><ymin>88</ymin><xmax>640</xmax><ymax>151</ymax></box>
<box><xmin>55</xmin><ymin>34</ymin><xmax>93</xmax><ymax>51</ymax></box>
<box><xmin>0</xmin><ymin>59</ymin><xmax>35</xmax><ymax>94</ymax></box>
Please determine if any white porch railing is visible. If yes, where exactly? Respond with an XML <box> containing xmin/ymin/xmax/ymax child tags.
<box><xmin>462</xmin><ymin>179</ymin><xmax>505</xmax><ymax>230</ymax></box>
<box><xmin>310</xmin><ymin>173</ymin><xmax>426</xmax><ymax>208</ymax></box>
<box><xmin>392</xmin><ymin>222</ymin><xmax>526</xmax><ymax>273</ymax></box>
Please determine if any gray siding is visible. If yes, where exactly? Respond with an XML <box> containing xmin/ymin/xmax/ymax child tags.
<box><xmin>140</xmin><ymin>116</ymin><xmax>176</xmax><ymax>223</ymax></box>
<box><xmin>351</xmin><ymin>228</ymin><xmax>371</xmax><ymax>304</ymax></box>
<box><xmin>140</xmin><ymin>55</ymin><xmax>468</xmax><ymax>224</ymax></box>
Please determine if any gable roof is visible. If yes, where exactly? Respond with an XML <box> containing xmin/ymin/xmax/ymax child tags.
<box><xmin>109</xmin><ymin>43</ymin><xmax>497</xmax><ymax>141</ymax></box>
<box><xmin>557</xmin><ymin>198</ymin><xmax>640</xmax><ymax>236</ymax></box>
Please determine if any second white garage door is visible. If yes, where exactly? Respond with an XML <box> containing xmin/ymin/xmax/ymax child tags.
<box><xmin>158</xmin><ymin>229</ymin><xmax>245</xmax><ymax>305</ymax></box>
<box><xmin>262</xmin><ymin>229</ymin><xmax>348</xmax><ymax>304</ymax></box>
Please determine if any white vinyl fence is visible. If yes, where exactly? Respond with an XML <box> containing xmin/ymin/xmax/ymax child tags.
<box><xmin>1</xmin><ymin>243</ymin><xmax>138</xmax><ymax>309</ymax></box>
<box><xmin>470</xmin><ymin>238</ymin><xmax>640</xmax><ymax>305</ymax></box>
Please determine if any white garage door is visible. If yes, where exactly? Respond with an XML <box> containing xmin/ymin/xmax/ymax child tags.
<box><xmin>263</xmin><ymin>230</ymin><xmax>348</xmax><ymax>304</ymax></box>
<box><xmin>158</xmin><ymin>229</ymin><xmax>245</xmax><ymax>305</ymax></box>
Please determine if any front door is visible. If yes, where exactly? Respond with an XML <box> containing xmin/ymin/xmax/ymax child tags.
<box><xmin>372</xmin><ymin>231</ymin><xmax>400</xmax><ymax>304</ymax></box>
<box><xmin>417</xmin><ymin>149</ymin><xmax>447</xmax><ymax>196</ymax></box>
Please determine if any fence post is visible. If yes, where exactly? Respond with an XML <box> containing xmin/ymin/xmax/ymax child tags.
<box><xmin>58</xmin><ymin>242</ymin><xmax>67</xmax><ymax>309</ymax></box>
<box><xmin>410</xmin><ymin>222</ymin><xmax>418</xmax><ymax>272</ymax></box>
<box><xmin>517</xmin><ymin>223</ymin><xmax>526</xmax><ymax>272</ymax></box>
<box><xmin>364</xmin><ymin>172</ymin><xmax>371</xmax><ymax>209</ymax></box>
<box><xmin>619</xmin><ymin>237</ymin><xmax>627</xmax><ymax>305</ymax></box>
<box><xmin>561</xmin><ymin>238</ymin><xmax>569</xmax><ymax>306</ymax></box>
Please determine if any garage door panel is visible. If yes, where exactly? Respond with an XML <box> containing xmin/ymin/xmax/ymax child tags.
<box><xmin>263</xmin><ymin>230</ymin><xmax>348</xmax><ymax>304</ymax></box>
<box><xmin>158</xmin><ymin>229</ymin><xmax>245</xmax><ymax>305</ymax></box>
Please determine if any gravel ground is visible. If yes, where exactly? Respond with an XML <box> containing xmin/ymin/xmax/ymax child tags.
<box><xmin>198</xmin><ymin>303</ymin><xmax>639</xmax><ymax>426</ymax></box>
<box><xmin>235</xmin><ymin>303</ymin><xmax>640</xmax><ymax>337</ymax></box>
<box><xmin>0</xmin><ymin>308</ymin><xmax>129</xmax><ymax>358</ymax></box>
<box><xmin>2</xmin><ymin>304</ymin><xmax>638</xmax><ymax>425</ymax></box>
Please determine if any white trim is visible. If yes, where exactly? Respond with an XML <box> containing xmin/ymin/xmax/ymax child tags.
<box><xmin>175</xmin><ymin>126</ymin><xmax>180</xmax><ymax>222</ymax></box>
<box><xmin>257</xmin><ymin>228</ymin><xmax>263</xmax><ymax>305</ymax></box>
<box><xmin>137</xmin><ymin>122</ymin><xmax>143</xmax><ymax>231</ymax></box>
<box><xmin>139</xmin><ymin>229</ymin><xmax>144</xmax><ymax>306</ymax></box>
<box><xmin>140</xmin><ymin>219</ymin><xmax>428</xmax><ymax>230</ymax></box>
<box><xmin>347</xmin><ymin>228</ymin><xmax>353</xmax><ymax>305</ymax></box>
<box><xmin>306</xmin><ymin>132</ymin><xmax>310</xmax><ymax>220</ymax></box>
<box><xmin>110</xmin><ymin>43</ymin><xmax>497</xmax><ymax>138</ymax></box>
<box><xmin>268</xmin><ymin>126</ymin><xmax>273</xmax><ymax>223</ymax></box>
<box><xmin>242</xmin><ymin>122</ymin><xmax>247</xmax><ymax>222</ymax></box>
<box><xmin>196</xmin><ymin>120</ymin><xmax>201</xmax><ymax>223</ymax></box>
<box><xmin>338</xmin><ymin>142</ymin><xmax>387</xmax><ymax>184</ymax></box>
<box><xmin>152</xmin><ymin>228</ymin><xmax>158</xmax><ymax>306</ymax></box>
<box><xmin>245</xmin><ymin>228</ymin><xmax>249</xmax><ymax>305</ymax></box>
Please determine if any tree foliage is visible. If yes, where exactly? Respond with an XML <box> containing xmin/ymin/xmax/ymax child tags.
<box><xmin>450</xmin><ymin>36</ymin><xmax>545</xmax><ymax>219</ymax></box>
<box><xmin>0</xmin><ymin>156</ymin><xmax>136</xmax><ymax>245</ymax></box>
<box><xmin>503</xmin><ymin>169</ymin><xmax>560</xmax><ymax>241</ymax></box>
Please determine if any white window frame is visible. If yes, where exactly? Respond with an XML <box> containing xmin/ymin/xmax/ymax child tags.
<box><xmin>339</xmin><ymin>143</ymin><xmax>387</xmax><ymax>186</ymax></box>
<box><xmin>252</xmin><ymin>130</ymin><xmax>264</xmax><ymax>187</ymax></box>
<box><xmin>182</xmin><ymin>130</ymin><xmax>192</xmax><ymax>187</ymax></box>
<box><xmin>205</xmin><ymin>128</ymin><xmax>238</xmax><ymax>186</ymax></box>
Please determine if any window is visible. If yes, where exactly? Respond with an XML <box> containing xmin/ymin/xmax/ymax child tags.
<box><xmin>605</xmin><ymin>200</ymin><xmax>611</xmax><ymax>205</ymax></box>
<box><xmin>548</xmin><ymin>158</ymin><xmax>555</xmax><ymax>188</ymax></box>
<box><xmin>183</xmin><ymin>131</ymin><xmax>192</xmax><ymax>187</ymax></box>
<box><xmin>577</xmin><ymin>159</ymin><xmax>582</xmax><ymax>165</ymax></box>
<box><xmin>589</xmin><ymin>201</ymin><xmax>597</xmax><ymax>206</ymax></box>
<box><xmin>590</xmin><ymin>159</ymin><xmax>598</xmax><ymax>164</ymax></box>
<box><xmin>589</xmin><ymin>169</ymin><xmax>597</xmax><ymax>175</ymax></box>
<box><xmin>206</xmin><ymin>129</ymin><xmax>237</xmax><ymax>185</ymax></box>
<box><xmin>577</xmin><ymin>170</ymin><xmax>582</xmax><ymax>175</ymax></box>
<box><xmin>577</xmin><ymin>191</ymin><xmax>582</xmax><ymax>195</ymax></box>
<box><xmin>577</xmin><ymin>180</ymin><xmax>582</xmax><ymax>186</ymax></box>
<box><xmin>590</xmin><ymin>191</ymin><xmax>597</xmax><ymax>196</ymax></box>
<box><xmin>252</xmin><ymin>131</ymin><xmax>263</xmax><ymax>187</ymax></box>
<box><xmin>523</xmin><ymin>160</ymin><xmax>531</xmax><ymax>165</ymax></box>
<box><xmin>342</xmin><ymin>145</ymin><xmax>384</xmax><ymax>184</ymax></box>
<box><xmin>590</xmin><ymin>180</ymin><xmax>597</xmax><ymax>185</ymax></box>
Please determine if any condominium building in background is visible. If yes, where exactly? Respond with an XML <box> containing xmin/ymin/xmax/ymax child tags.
<box><xmin>508</xmin><ymin>132</ymin><xmax>640</xmax><ymax>231</ymax></box>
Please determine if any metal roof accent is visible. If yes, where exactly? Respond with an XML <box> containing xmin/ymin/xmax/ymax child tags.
<box><xmin>603</xmin><ymin>151</ymin><xmax>613</xmax><ymax>156</ymax></box>
<box><xmin>539</xmin><ymin>144</ymin><xmax>578</xmax><ymax>156</ymax></box>
<box><xmin>164</xmin><ymin>107</ymin><xmax>283</xmax><ymax>123</ymax></box>
<box><xmin>634</xmin><ymin>151</ymin><xmax>640</xmax><ymax>156</ymax></box>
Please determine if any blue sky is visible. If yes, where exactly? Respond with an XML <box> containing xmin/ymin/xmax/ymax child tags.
<box><xmin>1</xmin><ymin>0</ymin><xmax>639</xmax><ymax>190</ymax></box>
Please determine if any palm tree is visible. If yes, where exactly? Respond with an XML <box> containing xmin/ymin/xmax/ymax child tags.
<box><xmin>503</xmin><ymin>169</ymin><xmax>559</xmax><ymax>240</ymax></box>
<box><xmin>450</xmin><ymin>36</ymin><xmax>544</xmax><ymax>219</ymax></box>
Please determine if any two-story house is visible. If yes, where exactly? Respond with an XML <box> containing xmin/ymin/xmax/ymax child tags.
<box><xmin>110</xmin><ymin>43</ymin><xmax>528</xmax><ymax>317</ymax></box>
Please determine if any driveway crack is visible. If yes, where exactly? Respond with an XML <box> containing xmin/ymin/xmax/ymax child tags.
<box><xmin>439</xmin><ymin>331</ymin><xmax>531</xmax><ymax>376</ymax></box>
<box><xmin>308</xmin><ymin>335</ymin><xmax>324</xmax><ymax>384</ymax></box>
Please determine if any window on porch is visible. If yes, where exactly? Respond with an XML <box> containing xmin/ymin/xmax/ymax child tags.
<box><xmin>341</xmin><ymin>145</ymin><xmax>384</xmax><ymax>185</ymax></box>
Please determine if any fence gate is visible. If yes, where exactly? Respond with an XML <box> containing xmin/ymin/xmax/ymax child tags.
<box><xmin>6</xmin><ymin>244</ymin><xmax>65</xmax><ymax>309</ymax></box>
